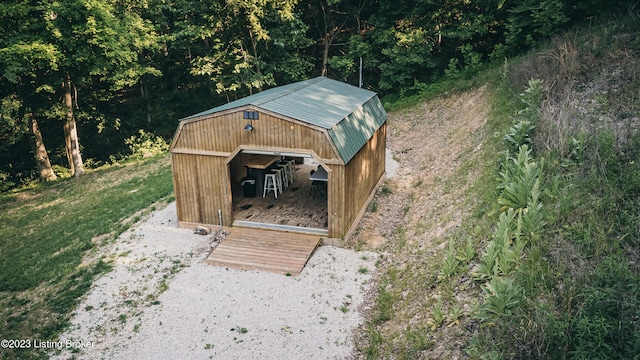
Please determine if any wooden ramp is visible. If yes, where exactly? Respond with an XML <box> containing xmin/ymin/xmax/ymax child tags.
<box><xmin>204</xmin><ymin>227</ymin><xmax>321</xmax><ymax>276</ymax></box>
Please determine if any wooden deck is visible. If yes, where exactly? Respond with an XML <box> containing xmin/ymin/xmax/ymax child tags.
<box><xmin>204</xmin><ymin>227</ymin><xmax>321</xmax><ymax>276</ymax></box>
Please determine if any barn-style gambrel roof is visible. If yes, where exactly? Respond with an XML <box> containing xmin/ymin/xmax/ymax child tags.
<box><xmin>183</xmin><ymin>76</ymin><xmax>387</xmax><ymax>163</ymax></box>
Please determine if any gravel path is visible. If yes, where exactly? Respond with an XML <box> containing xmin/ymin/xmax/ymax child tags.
<box><xmin>53</xmin><ymin>202</ymin><xmax>378</xmax><ymax>359</ymax></box>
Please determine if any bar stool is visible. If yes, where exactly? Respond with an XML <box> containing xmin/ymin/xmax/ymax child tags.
<box><xmin>271</xmin><ymin>168</ymin><xmax>284</xmax><ymax>193</ymax></box>
<box><xmin>277</xmin><ymin>162</ymin><xmax>291</xmax><ymax>187</ymax></box>
<box><xmin>283</xmin><ymin>159</ymin><xmax>295</xmax><ymax>184</ymax></box>
<box><xmin>263</xmin><ymin>172</ymin><xmax>279</xmax><ymax>198</ymax></box>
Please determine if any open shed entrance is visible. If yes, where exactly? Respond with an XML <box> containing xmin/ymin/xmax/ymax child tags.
<box><xmin>228</xmin><ymin>150</ymin><xmax>329</xmax><ymax>236</ymax></box>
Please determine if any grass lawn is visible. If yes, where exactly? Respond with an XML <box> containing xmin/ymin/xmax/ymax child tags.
<box><xmin>0</xmin><ymin>154</ymin><xmax>173</xmax><ymax>359</ymax></box>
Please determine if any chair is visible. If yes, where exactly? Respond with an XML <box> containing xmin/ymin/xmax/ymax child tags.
<box><xmin>276</xmin><ymin>162</ymin><xmax>290</xmax><ymax>188</ymax></box>
<box><xmin>263</xmin><ymin>172</ymin><xmax>279</xmax><ymax>198</ymax></box>
<box><xmin>284</xmin><ymin>159</ymin><xmax>295</xmax><ymax>183</ymax></box>
<box><xmin>271</xmin><ymin>167</ymin><xmax>285</xmax><ymax>193</ymax></box>
<box><xmin>309</xmin><ymin>170</ymin><xmax>325</xmax><ymax>199</ymax></box>
<box><xmin>310</xmin><ymin>180</ymin><xmax>327</xmax><ymax>199</ymax></box>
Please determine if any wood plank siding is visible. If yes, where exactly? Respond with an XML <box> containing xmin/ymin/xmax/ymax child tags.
<box><xmin>171</xmin><ymin>107</ymin><xmax>386</xmax><ymax>241</ymax></box>
<box><xmin>326</xmin><ymin>123</ymin><xmax>386</xmax><ymax>238</ymax></box>
<box><xmin>172</xmin><ymin>110</ymin><xmax>339</xmax><ymax>161</ymax></box>
<box><xmin>171</xmin><ymin>153</ymin><xmax>232</xmax><ymax>227</ymax></box>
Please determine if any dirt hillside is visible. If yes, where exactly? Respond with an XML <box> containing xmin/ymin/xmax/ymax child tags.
<box><xmin>349</xmin><ymin>85</ymin><xmax>493</xmax><ymax>358</ymax></box>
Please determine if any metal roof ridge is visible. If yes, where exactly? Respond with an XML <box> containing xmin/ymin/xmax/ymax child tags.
<box><xmin>253</xmin><ymin>76</ymin><xmax>325</xmax><ymax>107</ymax></box>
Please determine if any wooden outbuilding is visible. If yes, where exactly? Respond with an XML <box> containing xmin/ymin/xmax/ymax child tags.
<box><xmin>170</xmin><ymin>76</ymin><xmax>387</xmax><ymax>243</ymax></box>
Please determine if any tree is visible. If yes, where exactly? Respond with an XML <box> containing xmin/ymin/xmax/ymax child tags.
<box><xmin>328</xmin><ymin>0</ymin><xmax>507</xmax><ymax>92</ymax></box>
<box><xmin>0</xmin><ymin>95</ymin><xmax>57</xmax><ymax>182</ymax></box>
<box><xmin>188</xmin><ymin>0</ymin><xmax>310</xmax><ymax>98</ymax></box>
<box><xmin>0</xmin><ymin>4</ymin><xmax>60</xmax><ymax>182</ymax></box>
<box><xmin>29</xmin><ymin>114</ymin><xmax>57</xmax><ymax>182</ymax></box>
<box><xmin>45</xmin><ymin>0</ymin><xmax>160</xmax><ymax>176</ymax></box>
<box><xmin>0</xmin><ymin>0</ymin><xmax>160</xmax><ymax>178</ymax></box>
<box><xmin>298</xmin><ymin>0</ymin><xmax>368</xmax><ymax>79</ymax></box>
<box><xmin>504</xmin><ymin>0</ymin><xmax>569</xmax><ymax>52</ymax></box>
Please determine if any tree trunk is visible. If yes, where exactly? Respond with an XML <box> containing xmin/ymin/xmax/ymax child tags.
<box><xmin>321</xmin><ymin>35</ymin><xmax>330</xmax><ymax>76</ymax></box>
<box><xmin>320</xmin><ymin>1</ymin><xmax>331</xmax><ymax>77</ymax></box>
<box><xmin>64</xmin><ymin>74</ymin><xmax>85</xmax><ymax>177</ymax></box>
<box><xmin>318</xmin><ymin>1</ymin><xmax>348</xmax><ymax>77</ymax></box>
<box><xmin>29</xmin><ymin>115</ymin><xmax>57</xmax><ymax>181</ymax></box>
<box><xmin>63</xmin><ymin>120</ymin><xmax>74</xmax><ymax>175</ymax></box>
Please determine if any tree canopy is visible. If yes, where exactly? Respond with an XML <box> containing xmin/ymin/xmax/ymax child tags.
<box><xmin>0</xmin><ymin>0</ymin><xmax>635</xmax><ymax>188</ymax></box>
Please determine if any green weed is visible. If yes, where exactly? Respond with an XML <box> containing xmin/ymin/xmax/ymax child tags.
<box><xmin>363</xmin><ymin>328</ymin><xmax>384</xmax><ymax>359</ymax></box>
<box><xmin>373</xmin><ymin>287</ymin><xmax>394</xmax><ymax>324</ymax></box>
<box><xmin>426</xmin><ymin>298</ymin><xmax>446</xmax><ymax>331</ymax></box>
<box><xmin>456</xmin><ymin>239</ymin><xmax>476</xmax><ymax>263</ymax></box>
<box><xmin>439</xmin><ymin>241</ymin><xmax>461</xmax><ymax>280</ymax></box>
<box><xmin>475</xmin><ymin>277</ymin><xmax>523</xmax><ymax>323</ymax></box>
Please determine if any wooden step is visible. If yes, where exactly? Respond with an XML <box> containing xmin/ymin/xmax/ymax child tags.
<box><xmin>204</xmin><ymin>227</ymin><xmax>320</xmax><ymax>276</ymax></box>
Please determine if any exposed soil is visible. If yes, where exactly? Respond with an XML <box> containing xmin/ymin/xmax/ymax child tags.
<box><xmin>348</xmin><ymin>86</ymin><xmax>492</xmax><ymax>359</ymax></box>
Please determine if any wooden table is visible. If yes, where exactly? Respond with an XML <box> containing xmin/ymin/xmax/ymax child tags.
<box><xmin>244</xmin><ymin>154</ymin><xmax>281</xmax><ymax>196</ymax></box>
<box><xmin>243</xmin><ymin>154</ymin><xmax>280</xmax><ymax>169</ymax></box>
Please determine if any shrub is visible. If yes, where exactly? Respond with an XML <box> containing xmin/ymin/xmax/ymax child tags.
<box><xmin>497</xmin><ymin>145</ymin><xmax>541</xmax><ymax>211</ymax></box>
<box><xmin>0</xmin><ymin>171</ymin><xmax>15</xmax><ymax>192</ymax></box>
<box><xmin>475</xmin><ymin>277</ymin><xmax>523</xmax><ymax>323</ymax></box>
<box><xmin>125</xmin><ymin>130</ymin><xmax>169</xmax><ymax>159</ymax></box>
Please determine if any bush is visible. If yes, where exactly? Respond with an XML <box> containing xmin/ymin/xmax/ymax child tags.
<box><xmin>0</xmin><ymin>171</ymin><xmax>15</xmax><ymax>192</ymax></box>
<box><xmin>52</xmin><ymin>165</ymin><xmax>72</xmax><ymax>179</ymax></box>
<box><xmin>125</xmin><ymin>130</ymin><xmax>169</xmax><ymax>159</ymax></box>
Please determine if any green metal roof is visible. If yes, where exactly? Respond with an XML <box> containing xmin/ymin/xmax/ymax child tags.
<box><xmin>183</xmin><ymin>76</ymin><xmax>387</xmax><ymax>163</ymax></box>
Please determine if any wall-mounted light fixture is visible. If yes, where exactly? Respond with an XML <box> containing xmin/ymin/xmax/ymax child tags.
<box><xmin>243</xmin><ymin>111</ymin><xmax>258</xmax><ymax>131</ymax></box>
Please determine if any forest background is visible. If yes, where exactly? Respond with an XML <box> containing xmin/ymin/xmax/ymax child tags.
<box><xmin>0</xmin><ymin>0</ymin><xmax>636</xmax><ymax>189</ymax></box>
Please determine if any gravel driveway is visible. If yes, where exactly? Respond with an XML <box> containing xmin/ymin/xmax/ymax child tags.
<box><xmin>52</xmin><ymin>202</ymin><xmax>378</xmax><ymax>359</ymax></box>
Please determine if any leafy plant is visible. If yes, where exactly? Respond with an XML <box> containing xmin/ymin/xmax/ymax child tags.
<box><xmin>232</xmin><ymin>326</ymin><xmax>248</xmax><ymax>334</ymax></box>
<box><xmin>503</xmin><ymin>119</ymin><xmax>536</xmax><ymax>152</ymax></box>
<box><xmin>473</xmin><ymin>241</ymin><xmax>499</xmax><ymax>282</ymax></box>
<box><xmin>447</xmin><ymin>305</ymin><xmax>464</xmax><ymax>327</ymax></box>
<box><xmin>497</xmin><ymin>145</ymin><xmax>541</xmax><ymax>211</ymax></box>
<box><xmin>125</xmin><ymin>130</ymin><xmax>169</xmax><ymax>159</ymax></box>
<box><xmin>519</xmin><ymin>78</ymin><xmax>545</xmax><ymax>112</ymax></box>
<box><xmin>439</xmin><ymin>241</ymin><xmax>461</xmax><ymax>279</ymax></box>
<box><xmin>456</xmin><ymin>239</ymin><xmax>476</xmax><ymax>263</ymax></box>
<box><xmin>519</xmin><ymin>179</ymin><xmax>546</xmax><ymax>242</ymax></box>
<box><xmin>475</xmin><ymin>277</ymin><xmax>523</xmax><ymax>323</ymax></box>
<box><xmin>426</xmin><ymin>299</ymin><xmax>446</xmax><ymax>331</ymax></box>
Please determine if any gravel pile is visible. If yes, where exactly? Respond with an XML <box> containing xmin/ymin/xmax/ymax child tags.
<box><xmin>52</xmin><ymin>202</ymin><xmax>378</xmax><ymax>360</ymax></box>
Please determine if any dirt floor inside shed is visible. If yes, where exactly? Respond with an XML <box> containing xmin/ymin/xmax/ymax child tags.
<box><xmin>232</xmin><ymin>161</ymin><xmax>328</xmax><ymax>230</ymax></box>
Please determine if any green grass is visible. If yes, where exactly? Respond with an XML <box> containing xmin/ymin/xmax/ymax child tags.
<box><xmin>0</xmin><ymin>154</ymin><xmax>173</xmax><ymax>358</ymax></box>
<box><xmin>380</xmin><ymin>64</ymin><xmax>491</xmax><ymax>113</ymax></box>
<box><xmin>464</xmin><ymin>11</ymin><xmax>640</xmax><ymax>357</ymax></box>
